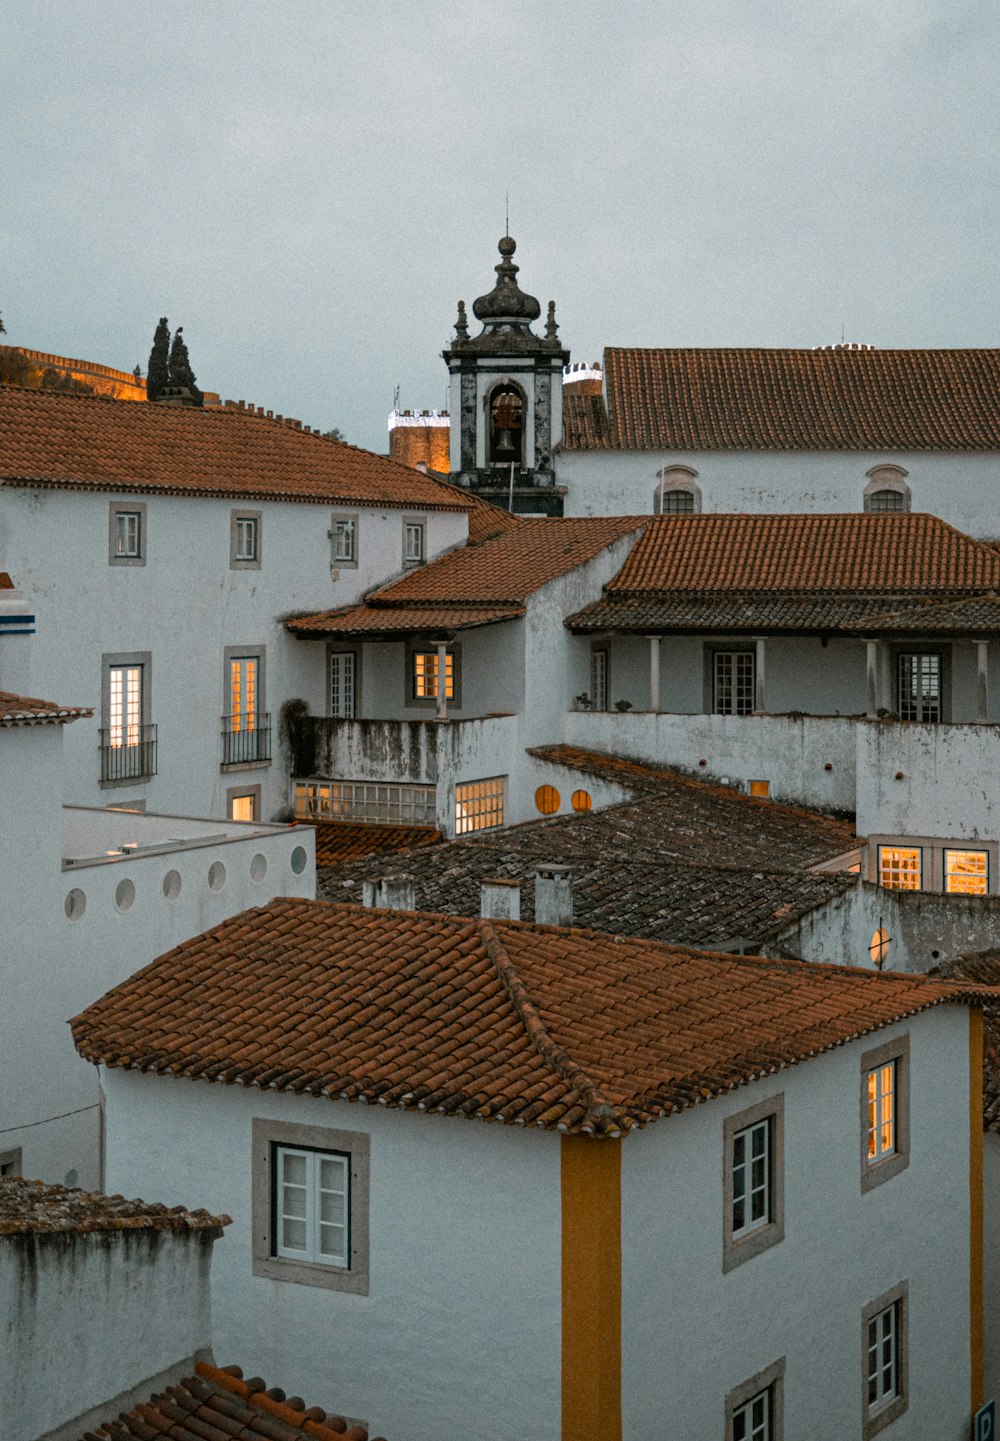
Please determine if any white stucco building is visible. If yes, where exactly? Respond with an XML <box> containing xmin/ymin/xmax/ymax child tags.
<box><xmin>74</xmin><ymin>897</ymin><xmax>990</xmax><ymax>1441</ymax></box>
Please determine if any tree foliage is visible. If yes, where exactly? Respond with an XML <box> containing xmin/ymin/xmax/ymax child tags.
<box><xmin>167</xmin><ymin>326</ymin><xmax>203</xmax><ymax>405</ymax></box>
<box><xmin>322</xmin><ymin>426</ymin><xmax>345</xmax><ymax>442</ymax></box>
<box><xmin>146</xmin><ymin>317</ymin><xmax>170</xmax><ymax>402</ymax></box>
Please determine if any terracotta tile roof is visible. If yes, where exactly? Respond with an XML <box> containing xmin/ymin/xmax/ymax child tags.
<box><xmin>842</xmin><ymin>592</ymin><xmax>1000</xmax><ymax>635</ymax></box>
<box><xmin>564</xmin><ymin>347</ymin><xmax>1000</xmax><ymax>451</ymax></box>
<box><xmin>81</xmin><ymin>1361</ymin><xmax>380</xmax><ymax>1441</ymax></box>
<box><xmin>931</xmin><ymin>951</ymin><xmax>1000</xmax><ymax>1131</ymax></box>
<box><xmin>0</xmin><ymin>1176</ymin><xmax>228</xmax><ymax>1235</ymax></box>
<box><xmin>321</xmin><ymin>748</ymin><xmax>858</xmax><ymax>951</ymax></box>
<box><xmin>462</xmin><ymin>490</ymin><xmax>524</xmax><ymax>546</ymax></box>
<box><xmin>287</xmin><ymin>517</ymin><xmax>645</xmax><ymax>637</ymax></box>
<box><xmin>0</xmin><ymin>386</ymin><xmax>470</xmax><ymax>511</ymax></box>
<box><xmin>0</xmin><ymin>690</ymin><xmax>93</xmax><ymax>726</ymax></box>
<box><xmin>71</xmin><ymin>898</ymin><xmax>989</xmax><ymax>1136</ymax></box>
<box><xmin>308</xmin><ymin>821</ymin><xmax>442</xmax><ymax>866</ymax></box>
<box><xmin>286</xmin><ymin>603</ymin><xmax>524</xmax><ymax>638</ymax></box>
<box><xmin>562</xmin><ymin>389</ymin><xmax>613</xmax><ymax>447</ymax></box>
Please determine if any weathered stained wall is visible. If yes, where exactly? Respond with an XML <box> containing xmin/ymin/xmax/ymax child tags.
<box><xmin>0</xmin><ymin>1225</ymin><xmax>215</xmax><ymax>1441</ymax></box>
<box><xmin>856</xmin><ymin>720</ymin><xmax>1000</xmax><ymax>840</ymax></box>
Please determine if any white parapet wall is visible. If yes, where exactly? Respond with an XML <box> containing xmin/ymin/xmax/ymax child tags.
<box><xmin>856</xmin><ymin>719</ymin><xmax>1000</xmax><ymax>841</ymax></box>
<box><xmin>562</xmin><ymin>711</ymin><xmax>857</xmax><ymax>813</ymax></box>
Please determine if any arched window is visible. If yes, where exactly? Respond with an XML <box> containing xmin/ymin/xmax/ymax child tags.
<box><xmin>489</xmin><ymin>384</ymin><xmax>525</xmax><ymax>465</ymax></box>
<box><xmin>653</xmin><ymin>465</ymin><xmax>701</xmax><ymax>515</ymax></box>
<box><xmin>864</xmin><ymin>465</ymin><xmax>910</xmax><ymax>513</ymax></box>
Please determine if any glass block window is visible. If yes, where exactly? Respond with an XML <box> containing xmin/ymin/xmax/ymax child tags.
<box><xmin>944</xmin><ymin>848</ymin><xmax>988</xmax><ymax>895</ymax></box>
<box><xmin>878</xmin><ymin>846</ymin><xmax>921</xmax><ymax>891</ymax></box>
<box><xmin>455</xmin><ymin>777</ymin><xmax>505</xmax><ymax>834</ymax></box>
<box><xmin>714</xmin><ymin>652</ymin><xmax>755</xmax><ymax>715</ymax></box>
<box><xmin>897</xmin><ymin>653</ymin><xmax>941</xmax><ymax>722</ymax></box>
<box><xmin>293</xmin><ymin>780</ymin><xmax>436</xmax><ymax>826</ymax></box>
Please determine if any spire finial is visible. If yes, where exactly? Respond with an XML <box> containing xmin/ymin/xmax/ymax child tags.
<box><xmin>545</xmin><ymin>300</ymin><xmax>559</xmax><ymax>342</ymax></box>
<box><xmin>454</xmin><ymin>299</ymin><xmax>469</xmax><ymax>341</ymax></box>
<box><xmin>505</xmin><ymin>190</ymin><xmax>509</xmax><ymax>239</ymax></box>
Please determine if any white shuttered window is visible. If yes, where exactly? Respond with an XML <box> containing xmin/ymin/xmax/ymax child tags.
<box><xmin>275</xmin><ymin>1145</ymin><xmax>349</xmax><ymax>1268</ymax></box>
<box><xmin>329</xmin><ymin>653</ymin><xmax>357</xmax><ymax>718</ymax></box>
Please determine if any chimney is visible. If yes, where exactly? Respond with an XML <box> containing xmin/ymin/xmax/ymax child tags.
<box><xmin>361</xmin><ymin>873</ymin><xmax>417</xmax><ymax>911</ymax></box>
<box><xmin>480</xmin><ymin>878</ymin><xmax>521</xmax><ymax>921</ymax></box>
<box><xmin>534</xmin><ymin>863</ymin><xmax>573</xmax><ymax>928</ymax></box>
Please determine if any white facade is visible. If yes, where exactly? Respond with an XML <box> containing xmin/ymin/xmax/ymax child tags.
<box><xmin>0</xmin><ymin>718</ymin><xmax>316</xmax><ymax>1189</ymax></box>
<box><xmin>558</xmin><ymin>445</ymin><xmax>1000</xmax><ymax>538</ymax></box>
<box><xmin>0</xmin><ymin>484</ymin><xmax>468</xmax><ymax>820</ymax></box>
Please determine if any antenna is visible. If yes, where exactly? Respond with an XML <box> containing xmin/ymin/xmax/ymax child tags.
<box><xmin>841</xmin><ymin>319</ymin><xmax>845</xmax><ymax>345</ymax></box>
<box><xmin>393</xmin><ymin>383</ymin><xmax>400</xmax><ymax>411</ymax></box>
<box><xmin>505</xmin><ymin>191</ymin><xmax>509</xmax><ymax>237</ymax></box>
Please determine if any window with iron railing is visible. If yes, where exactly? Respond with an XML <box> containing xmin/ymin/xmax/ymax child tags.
<box><xmin>223</xmin><ymin>655</ymin><xmax>270</xmax><ymax>765</ymax></box>
<box><xmin>101</xmin><ymin>661</ymin><xmax>156</xmax><ymax>781</ymax></box>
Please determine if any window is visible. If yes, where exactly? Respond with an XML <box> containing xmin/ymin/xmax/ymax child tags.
<box><xmin>748</xmin><ymin>780</ymin><xmax>770</xmax><ymax>799</ymax></box>
<box><xmin>653</xmin><ymin>465</ymin><xmax>701</xmax><ymax>515</ymax></box>
<box><xmin>944</xmin><ymin>848</ymin><xmax>988</xmax><ymax>895</ymax></box>
<box><xmin>252</xmin><ymin>1119</ymin><xmax>369</xmax><ymax>1294</ymax></box>
<box><xmin>726</xmin><ymin>1359</ymin><xmax>784</xmax><ymax>1441</ymax></box>
<box><xmin>331</xmin><ymin>514</ymin><xmax>359</xmax><ymax>568</ymax></box>
<box><xmin>231</xmin><ymin>510</ymin><xmax>262</xmax><ymax>569</ymax></box>
<box><xmin>878</xmin><ymin>846</ymin><xmax>921</xmax><ymax>891</ymax></box>
<box><xmin>223</xmin><ymin>648</ymin><xmax>270</xmax><ymax>767</ymax></box>
<box><xmin>860</xmin><ymin>1036</ymin><xmax>909</xmax><ymax>1191</ymax></box>
<box><xmin>407</xmin><ymin>642</ymin><xmax>461</xmax><ymax>708</ymax></box>
<box><xmin>723</xmin><ymin>1094</ymin><xmax>784</xmax><ymax>1271</ymax></box>
<box><xmin>590</xmin><ymin>648</ymin><xmax>609</xmax><ymax>710</ymax></box>
<box><xmin>864</xmin><ymin>465</ymin><xmax>910</xmax><ymax>514</ymax></box>
<box><xmin>227</xmin><ymin>785</ymin><xmax>260</xmax><ymax>822</ymax></box>
<box><xmin>404</xmin><ymin>519</ymin><xmax>425</xmax><ymax>566</ymax></box>
<box><xmin>897</xmin><ymin>652</ymin><xmax>941</xmax><ymax>722</ymax></box>
<box><xmin>293</xmin><ymin>779</ymin><xmax>437</xmax><ymax>826</ymax></box>
<box><xmin>101</xmin><ymin>652</ymin><xmax>154</xmax><ymax>785</ymax></box>
<box><xmin>455</xmin><ymin>777</ymin><xmax>505</xmax><ymax>834</ymax></box>
<box><xmin>489</xmin><ymin>384</ymin><xmax>524</xmax><ymax>465</ymax></box>
<box><xmin>714</xmin><ymin>651</ymin><xmax>755</xmax><ymax>716</ymax></box>
<box><xmin>861</xmin><ymin>1282</ymin><xmax>908</xmax><ymax>1437</ymax></box>
<box><xmin>109</xmin><ymin>502</ymin><xmax>147</xmax><ymax>566</ymax></box>
<box><xmin>535</xmin><ymin>785</ymin><xmax>560</xmax><ymax>815</ymax></box>
<box><xmin>329</xmin><ymin>651</ymin><xmax>357</xmax><ymax>718</ymax></box>
<box><xmin>0</xmin><ymin>1147</ymin><xmax>22</xmax><ymax>1178</ymax></box>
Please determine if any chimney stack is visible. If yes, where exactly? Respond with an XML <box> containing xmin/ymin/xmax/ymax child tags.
<box><xmin>534</xmin><ymin>863</ymin><xmax>573</xmax><ymax>928</ymax></box>
<box><xmin>361</xmin><ymin>873</ymin><xmax>417</xmax><ymax>911</ymax></box>
<box><xmin>480</xmin><ymin>878</ymin><xmax>521</xmax><ymax>921</ymax></box>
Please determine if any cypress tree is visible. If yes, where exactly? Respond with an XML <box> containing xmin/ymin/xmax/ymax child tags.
<box><xmin>167</xmin><ymin>326</ymin><xmax>203</xmax><ymax>405</ymax></box>
<box><xmin>146</xmin><ymin>318</ymin><xmax>170</xmax><ymax>402</ymax></box>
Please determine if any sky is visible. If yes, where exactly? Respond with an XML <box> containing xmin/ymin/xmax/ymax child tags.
<box><xmin>2</xmin><ymin>1</ymin><xmax>998</xmax><ymax>452</ymax></box>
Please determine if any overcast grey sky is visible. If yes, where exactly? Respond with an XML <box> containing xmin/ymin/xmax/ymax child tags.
<box><xmin>2</xmin><ymin>1</ymin><xmax>997</xmax><ymax>451</ymax></box>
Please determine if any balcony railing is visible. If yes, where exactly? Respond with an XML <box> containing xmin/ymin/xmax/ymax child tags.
<box><xmin>222</xmin><ymin>712</ymin><xmax>271</xmax><ymax>767</ymax></box>
<box><xmin>99</xmin><ymin>724</ymin><xmax>157</xmax><ymax>783</ymax></box>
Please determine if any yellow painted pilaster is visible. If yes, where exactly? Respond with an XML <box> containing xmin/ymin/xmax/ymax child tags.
<box><xmin>561</xmin><ymin>1133</ymin><xmax>622</xmax><ymax>1441</ymax></box>
<box><xmin>971</xmin><ymin>1006</ymin><xmax>985</xmax><ymax>1414</ymax></box>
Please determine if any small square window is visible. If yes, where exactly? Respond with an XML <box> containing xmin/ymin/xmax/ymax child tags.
<box><xmin>723</xmin><ymin>1094</ymin><xmax>784</xmax><ymax>1271</ymax></box>
<box><xmin>861</xmin><ymin>1282</ymin><xmax>907</xmax><ymax>1437</ymax></box>
<box><xmin>231</xmin><ymin>511</ymin><xmax>262</xmax><ymax>568</ymax></box>
<box><xmin>109</xmin><ymin>503</ymin><xmax>147</xmax><ymax>566</ymax></box>
<box><xmin>455</xmin><ymin>776</ymin><xmax>505</xmax><ymax>834</ymax></box>
<box><xmin>252</xmin><ymin>1119</ymin><xmax>369</xmax><ymax>1294</ymax></box>
<box><xmin>726</xmin><ymin>1358</ymin><xmax>784</xmax><ymax>1441</ymax></box>
<box><xmin>404</xmin><ymin>520</ymin><xmax>425</xmax><ymax>566</ymax></box>
<box><xmin>860</xmin><ymin>1035</ymin><xmax>909</xmax><ymax>1192</ymax></box>
<box><xmin>944</xmin><ymin>848</ymin><xmax>988</xmax><ymax>895</ymax></box>
<box><xmin>407</xmin><ymin>641</ymin><xmax>462</xmax><ymax>709</ymax></box>
<box><xmin>878</xmin><ymin>846</ymin><xmax>921</xmax><ymax>891</ymax></box>
<box><xmin>331</xmin><ymin>515</ymin><xmax>359</xmax><ymax>567</ymax></box>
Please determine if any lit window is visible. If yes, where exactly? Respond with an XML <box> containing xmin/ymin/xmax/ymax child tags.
<box><xmin>535</xmin><ymin>785</ymin><xmax>560</xmax><ymax>815</ymax></box>
<box><xmin>455</xmin><ymin>777</ymin><xmax>505</xmax><ymax>834</ymax></box>
<box><xmin>413</xmin><ymin>650</ymin><xmax>454</xmax><ymax>700</ymax></box>
<box><xmin>333</xmin><ymin>518</ymin><xmax>356</xmax><ymax>564</ymax></box>
<box><xmin>590</xmin><ymin>649</ymin><xmax>609</xmax><ymax>710</ymax></box>
<box><xmin>732</xmin><ymin>1388</ymin><xmax>771</xmax><ymax>1441</ymax></box>
<box><xmin>115</xmin><ymin>511</ymin><xmax>142</xmax><ymax>558</ymax></box>
<box><xmin>225</xmin><ymin>654</ymin><xmax>269</xmax><ymax>766</ymax></box>
<box><xmin>869</xmin><ymin>927</ymin><xmax>891</xmax><ymax>968</ymax></box>
<box><xmin>867</xmin><ymin>1302</ymin><xmax>902</xmax><ymax>1417</ymax></box>
<box><xmin>404</xmin><ymin>521</ymin><xmax>425</xmax><ymax>565</ymax></box>
<box><xmin>732</xmin><ymin>1119</ymin><xmax>770</xmax><ymax>1237</ymax></box>
<box><xmin>945</xmin><ymin>848</ymin><xmax>988</xmax><ymax>895</ymax></box>
<box><xmin>102</xmin><ymin>654</ymin><xmax>154</xmax><ymax>783</ymax></box>
<box><xmin>866</xmin><ymin>1062</ymin><xmax>896</xmax><ymax>1163</ymax></box>
<box><xmin>714</xmin><ymin>652</ymin><xmax>755</xmax><ymax>716</ymax></box>
<box><xmin>329</xmin><ymin>652</ymin><xmax>357</xmax><ymax>718</ymax></box>
<box><xmin>235</xmin><ymin>516</ymin><xmax>258</xmax><ymax>561</ymax></box>
<box><xmin>748</xmin><ymin>780</ymin><xmax>770</xmax><ymax>799</ymax></box>
<box><xmin>878</xmin><ymin>846</ymin><xmax>921</xmax><ymax>890</ymax></box>
<box><xmin>294</xmin><ymin>780</ymin><xmax>436</xmax><ymax>826</ymax></box>
<box><xmin>897</xmin><ymin>653</ymin><xmax>941</xmax><ymax>723</ymax></box>
<box><xmin>229</xmin><ymin>792</ymin><xmax>257</xmax><ymax>822</ymax></box>
<box><xmin>275</xmin><ymin>1145</ymin><xmax>349</xmax><ymax>1268</ymax></box>
<box><xmin>109</xmin><ymin>664</ymin><xmax>142</xmax><ymax>749</ymax></box>
<box><xmin>571</xmin><ymin>789</ymin><xmax>592</xmax><ymax>812</ymax></box>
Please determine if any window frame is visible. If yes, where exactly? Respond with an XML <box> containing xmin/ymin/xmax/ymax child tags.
<box><xmin>230</xmin><ymin>509</ymin><xmax>262</xmax><ymax>570</ymax></box>
<box><xmin>454</xmin><ymin>776</ymin><xmax>506</xmax><ymax>834</ymax></box>
<box><xmin>861</xmin><ymin>1281</ymin><xmax>908</xmax><ymax>1438</ymax></box>
<box><xmin>406</xmin><ymin>640</ymin><xmax>462</xmax><ymax>709</ymax></box>
<box><xmin>725</xmin><ymin>1357</ymin><xmax>785</xmax><ymax>1441</ymax></box>
<box><xmin>252</xmin><ymin>1118</ymin><xmax>369</xmax><ymax>1294</ymax></box>
<box><xmin>226</xmin><ymin>784</ymin><xmax>261</xmax><ymax>822</ymax></box>
<box><xmin>653</xmin><ymin>464</ymin><xmax>701</xmax><ymax>515</ymax></box>
<box><xmin>860</xmin><ymin>1035</ymin><xmax>909</xmax><ymax>1192</ymax></box>
<box><xmin>222</xmin><ymin>645</ymin><xmax>269</xmax><ymax>771</ymax></box>
<box><xmin>877</xmin><ymin>844</ymin><xmax>922</xmax><ymax>891</ymax></box>
<box><xmin>892</xmin><ymin>645</ymin><xmax>949</xmax><ymax>724</ymax></box>
<box><xmin>863</xmin><ymin>465</ymin><xmax>911</xmax><ymax>514</ymax></box>
<box><xmin>328</xmin><ymin>646</ymin><xmax>360</xmax><ymax>719</ymax></box>
<box><xmin>330</xmin><ymin>512</ymin><xmax>360</xmax><ymax>569</ymax></box>
<box><xmin>100</xmin><ymin>651</ymin><xmax>153</xmax><ymax>789</ymax></box>
<box><xmin>722</xmin><ymin>1093</ymin><xmax>784</xmax><ymax>1272</ymax></box>
<box><xmin>590</xmin><ymin>646</ymin><xmax>609</xmax><ymax>711</ymax></box>
<box><xmin>403</xmin><ymin>517</ymin><xmax>426</xmax><ymax>568</ymax></box>
<box><xmin>707</xmin><ymin>646</ymin><xmax>756</xmax><ymax>717</ymax></box>
<box><xmin>108</xmin><ymin>502</ymin><xmax>147</xmax><ymax>567</ymax></box>
<box><xmin>867</xmin><ymin>834</ymin><xmax>998</xmax><ymax>894</ymax></box>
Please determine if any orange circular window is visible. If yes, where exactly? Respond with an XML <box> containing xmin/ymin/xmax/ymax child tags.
<box><xmin>571</xmin><ymin>789</ymin><xmax>592</xmax><ymax>812</ymax></box>
<box><xmin>535</xmin><ymin>785</ymin><xmax>561</xmax><ymax>815</ymax></box>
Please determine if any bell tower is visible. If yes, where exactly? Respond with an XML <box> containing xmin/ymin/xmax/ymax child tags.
<box><xmin>443</xmin><ymin>235</ymin><xmax>569</xmax><ymax>515</ymax></box>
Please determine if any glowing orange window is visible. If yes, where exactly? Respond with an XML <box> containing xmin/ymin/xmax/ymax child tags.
<box><xmin>571</xmin><ymin>790</ymin><xmax>592</xmax><ymax>812</ymax></box>
<box><xmin>535</xmin><ymin>785</ymin><xmax>560</xmax><ymax>815</ymax></box>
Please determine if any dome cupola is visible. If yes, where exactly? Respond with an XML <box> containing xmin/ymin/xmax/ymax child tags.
<box><xmin>472</xmin><ymin>236</ymin><xmax>541</xmax><ymax>327</ymax></box>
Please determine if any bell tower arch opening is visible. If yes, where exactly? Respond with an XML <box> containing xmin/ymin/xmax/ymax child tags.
<box><xmin>488</xmin><ymin>382</ymin><xmax>526</xmax><ymax>466</ymax></box>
